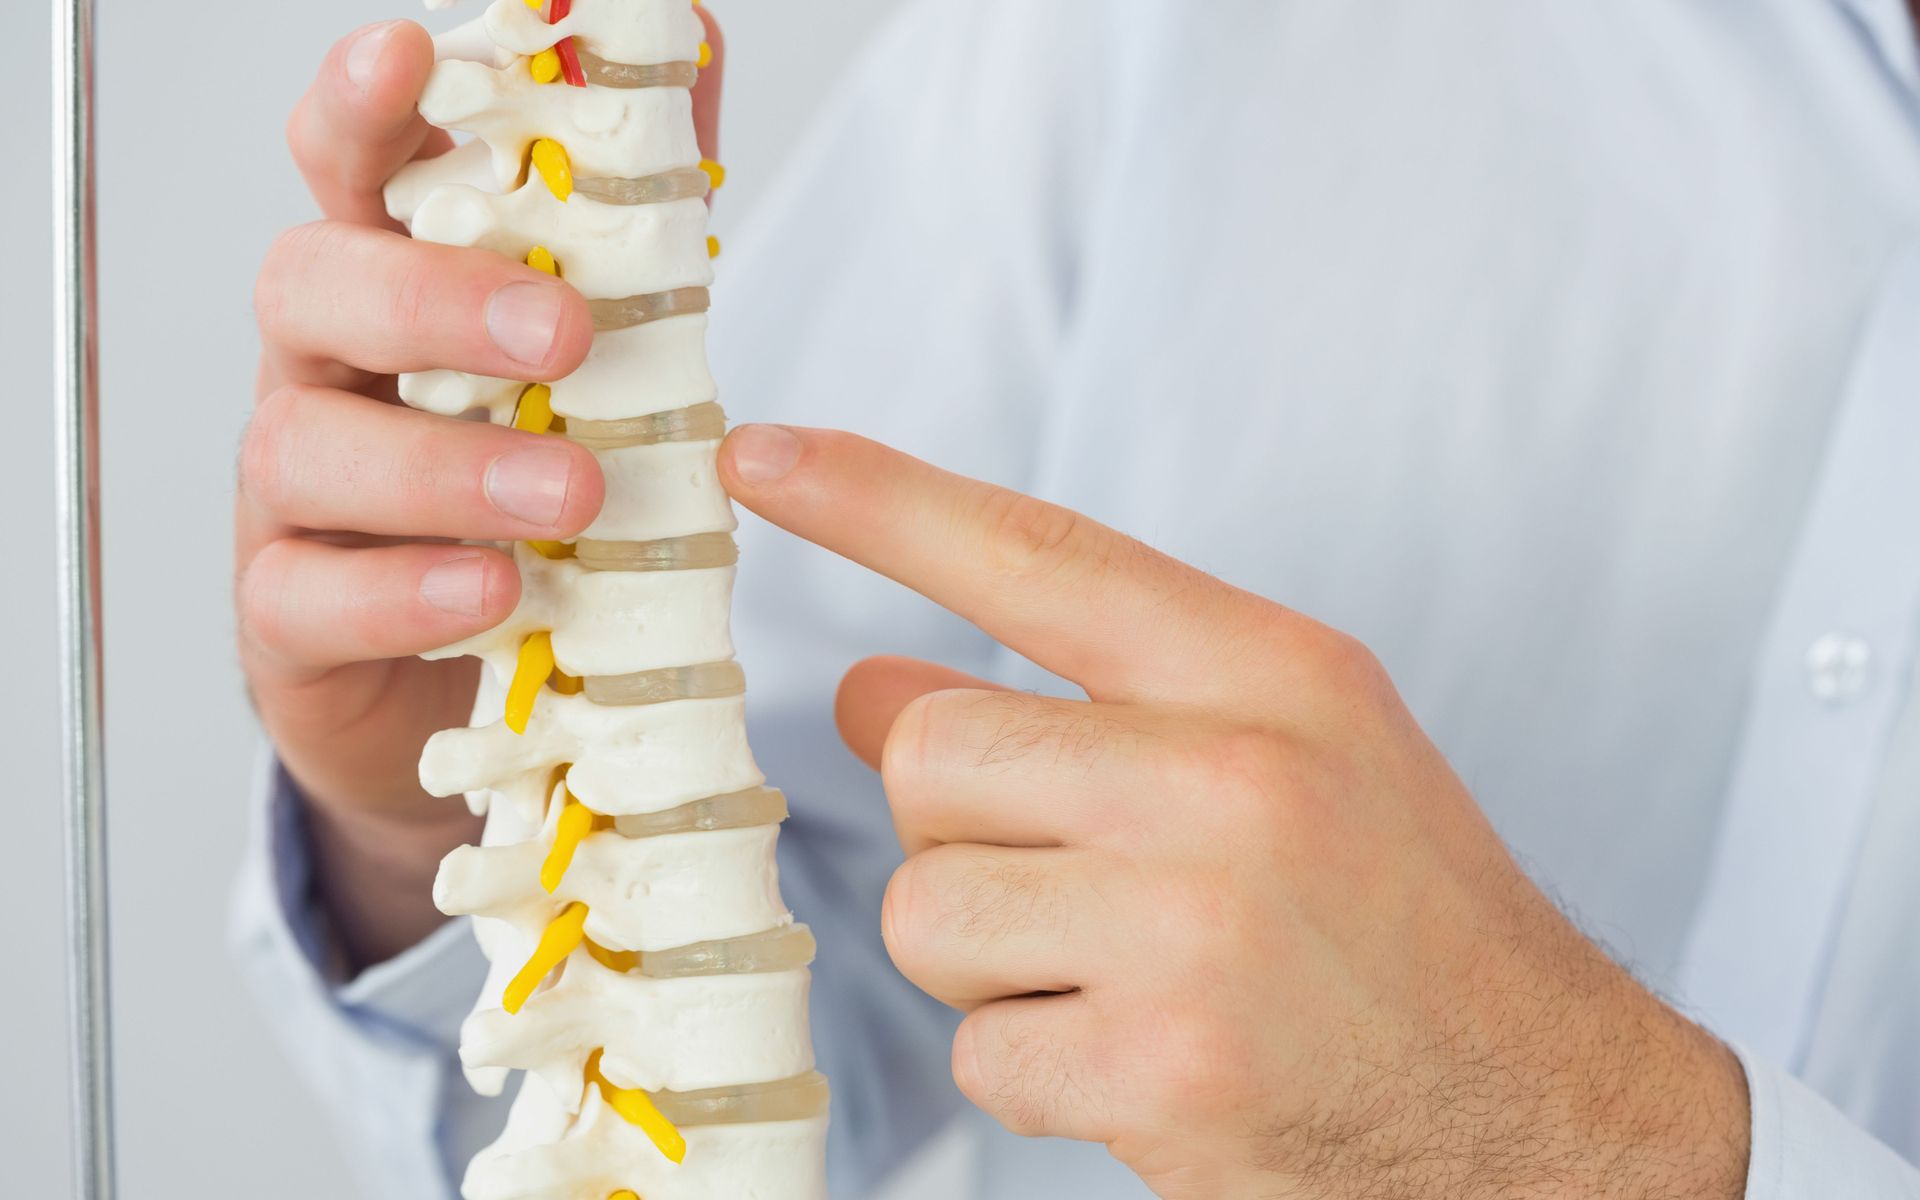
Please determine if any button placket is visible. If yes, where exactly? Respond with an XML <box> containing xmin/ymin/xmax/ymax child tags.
<box><xmin>1676</xmin><ymin>245</ymin><xmax>1920</xmax><ymax>1067</ymax></box>
<box><xmin>1806</xmin><ymin>632</ymin><xmax>1876</xmax><ymax>706</ymax></box>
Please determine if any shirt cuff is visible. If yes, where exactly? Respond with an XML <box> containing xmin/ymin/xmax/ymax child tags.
<box><xmin>1736</xmin><ymin>1043</ymin><xmax>1920</xmax><ymax>1199</ymax></box>
<box><xmin>229</xmin><ymin>749</ymin><xmax>485</xmax><ymax>1200</ymax></box>
<box><xmin>233</xmin><ymin>751</ymin><xmax>486</xmax><ymax>1051</ymax></box>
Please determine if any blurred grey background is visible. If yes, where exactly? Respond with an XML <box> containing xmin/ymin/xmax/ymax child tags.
<box><xmin>1</xmin><ymin>1</ymin><xmax>897</xmax><ymax>1193</ymax></box>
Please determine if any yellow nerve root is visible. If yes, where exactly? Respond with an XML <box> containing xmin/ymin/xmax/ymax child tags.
<box><xmin>503</xmin><ymin>901</ymin><xmax>588</xmax><ymax>1013</ymax></box>
<box><xmin>585</xmin><ymin>938</ymin><xmax>640</xmax><ymax>973</ymax></box>
<box><xmin>706</xmin><ymin>235</ymin><xmax>720</xmax><ymax>260</ymax></box>
<box><xmin>610</xmin><ymin>1193</ymin><xmax>641</xmax><ymax>1200</ymax></box>
<box><xmin>605</xmin><ymin>1084</ymin><xmax>688</xmax><ymax>1165</ymax></box>
<box><xmin>698</xmin><ymin>41</ymin><xmax>712</xmax><ymax>68</ymax></box>
<box><xmin>506</xmin><ymin>631</ymin><xmax>556</xmax><ymax>735</ymax></box>
<box><xmin>531</xmin><ymin>138</ymin><xmax>574</xmax><ymax>201</ymax></box>
<box><xmin>699</xmin><ymin>159</ymin><xmax>726</xmax><ymax>190</ymax></box>
<box><xmin>551</xmin><ymin>668</ymin><xmax>584</xmax><ymax>696</ymax></box>
<box><xmin>515</xmin><ymin>385</ymin><xmax>567</xmax><ymax>567</ymax></box>
<box><xmin>541</xmin><ymin>798</ymin><xmax>595</xmax><ymax>893</ymax></box>
<box><xmin>526</xmin><ymin>245</ymin><xmax>560</xmax><ymax>276</ymax></box>
<box><xmin>589</xmin><ymin>1052</ymin><xmax>688</xmax><ymax>1165</ymax></box>
<box><xmin>530</xmin><ymin>47</ymin><xmax>562</xmax><ymax>83</ymax></box>
<box><xmin>513</xmin><ymin>384</ymin><xmax>556</xmax><ymax>434</ymax></box>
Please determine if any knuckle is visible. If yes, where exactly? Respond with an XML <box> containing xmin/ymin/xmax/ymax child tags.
<box><xmin>255</xmin><ymin>222</ymin><xmax>332</xmax><ymax>340</ymax></box>
<box><xmin>885</xmin><ymin>850</ymin><xmax>1061</xmax><ymax>968</ymax></box>
<box><xmin>896</xmin><ymin>690</ymin><xmax>1128</xmax><ymax>779</ymax></box>
<box><xmin>284</xmin><ymin>99</ymin><xmax>313</xmax><ymax>169</ymax></box>
<box><xmin>236</xmin><ymin>538</ymin><xmax>301</xmax><ymax>657</ymax></box>
<box><xmin>1179</xmin><ymin>725</ymin><xmax>1289</xmax><ymax>810</ymax></box>
<box><xmin>952</xmin><ymin>1009</ymin><xmax>1070</xmax><ymax>1138</ymax></box>
<box><xmin>388</xmin><ymin>435</ymin><xmax>453</xmax><ymax>514</ymax></box>
<box><xmin>385</xmin><ymin>253</ymin><xmax>439</xmax><ymax>340</ymax></box>
<box><xmin>1170</xmin><ymin>725</ymin><xmax>1308</xmax><ymax>849</ymax></box>
<box><xmin>240</xmin><ymin>387</ymin><xmax>306</xmax><ymax>511</ymax></box>
<box><xmin>1133</xmin><ymin>1008</ymin><xmax>1246</xmax><ymax>1125</ymax></box>
<box><xmin>974</xmin><ymin>487</ymin><xmax>1086</xmax><ymax>582</ymax></box>
<box><xmin>952</xmin><ymin>857</ymin><xmax>1055</xmax><ymax>948</ymax></box>
<box><xmin>949</xmin><ymin>1014</ymin><xmax>992</xmax><ymax>1110</ymax></box>
<box><xmin>1213</xmin><ymin>724</ymin><xmax>1291</xmax><ymax>787</ymax></box>
<box><xmin>879</xmin><ymin>690</ymin><xmax>944</xmax><ymax>794</ymax></box>
<box><xmin>1299</xmin><ymin>624</ymin><xmax>1394</xmax><ymax>700</ymax></box>
<box><xmin>253</xmin><ymin>241</ymin><xmax>292</xmax><ymax>340</ymax></box>
<box><xmin>973</xmin><ymin>694</ymin><xmax>1112</xmax><ymax>772</ymax></box>
<box><xmin>880</xmin><ymin>857</ymin><xmax>929</xmax><ymax>966</ymax></box>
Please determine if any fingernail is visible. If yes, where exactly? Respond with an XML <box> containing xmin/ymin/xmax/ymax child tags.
<box><xmin>420</xmin><ymin>555</ymin><xmax>489</xmax><ymax>618</ymax></box>
<box><xmin>345</xmin><ymin>22</ymin><xmax>399</xmax><ymax>97</ymax></box>
<box><xmin>486</xmin><ymin>282</ymin><xmax>568</xmax><ymax>367</ymax></box>
<box><xmin>486</xmin><ymin>444</ymin><xmax>575</xmax><ymax>527</ymax></box>
<box><xmin>728</xmin><ymin>424</ymin><xmax>802</xmax><ymax>484</ymax></box>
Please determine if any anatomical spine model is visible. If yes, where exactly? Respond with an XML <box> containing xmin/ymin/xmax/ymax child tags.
<box><xmin>383</xmin><ymin>2</ymin><xmax>829</xmax><ymax>1196</ymax></box>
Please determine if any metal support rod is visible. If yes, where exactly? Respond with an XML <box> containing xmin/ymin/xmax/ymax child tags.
<box><xmin>54</xmin><ymin>0</ymin><xmax>118</xmax><ymax>1195</ymax></box>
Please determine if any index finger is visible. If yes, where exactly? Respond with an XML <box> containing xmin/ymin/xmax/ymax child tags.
<box><xmin>288</xmin><ymin>21</ymin><xmax>451</xmax><ymax>228</ymax></box>
<box><xmin>718</xmin><ymin>426</ymin><xmax>1295</xmax><ymax>706</ymax></box>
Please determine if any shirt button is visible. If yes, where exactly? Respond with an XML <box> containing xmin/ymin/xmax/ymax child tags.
<box><xmin>1805</xmin><ymin>633</ymin><xmax>1874</xmax><ymax>705</ymax></box>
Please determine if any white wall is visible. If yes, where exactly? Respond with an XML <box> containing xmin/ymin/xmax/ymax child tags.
<box><xmin>0</xmin><ymin>1</ymin><xmax>896</xmax><ymax>1193</ymax></box>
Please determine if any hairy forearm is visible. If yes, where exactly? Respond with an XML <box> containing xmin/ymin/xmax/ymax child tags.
<box><xmin>1265</xmin><ymin>913</ymin><xmax>1751</xmax><ymax>1200</ymax></box>
<box><xmin>1584</xmin><ymin>1000</ymin><xmax>1750</xmax><ymax>1200</ymax></box>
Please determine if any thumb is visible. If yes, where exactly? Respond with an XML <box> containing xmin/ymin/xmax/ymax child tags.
<box><xmin>693</xmin><ymin>7</ymin><xmax>725</xmax><ymax>168</ymax></box>
<box><xmin>835</xmin><ymin>656</ymin><xmax>1008</xmax><ymax>770</ymax></box>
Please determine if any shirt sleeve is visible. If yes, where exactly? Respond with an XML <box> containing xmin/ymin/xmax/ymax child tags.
<box><xmin>1737</xmin><ymin>1043</ymin><xmax>1920</xmax><ymax>1199</ymax></box>
<box><xmin>227</xmin><ymin>750</ymin><xmax>503</xmax><ymax>1200</ymax></box>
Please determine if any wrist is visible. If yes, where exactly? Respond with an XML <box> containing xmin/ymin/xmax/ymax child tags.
<box><xmin>1445</xmin><ymin>881</ymin><xmax>1752</xmax><ymax>1200</ymax></box>
<box><xmin>305</xmin><ymin>787</ymin><xmax>478</xmax><ymax>881</ymax></box>
<box><xmin>292</xmin><ymin>771</ymin><xmax>480</xmax><ymax>973</ymax></box>
<box><xmin>1249</xmin><ymin>909</ymin><xmax>1751</xmax><ymax>1200</ymax></box>
<box><xmin>1414</xmin><ymin>932</ymin><xmax>1751</xmax><ymax>1200</ymax></box>
<box><xmin>1563</xmin><ymin>977</ymin><xmax>1750</xmax><ymax>1200</ymax></box>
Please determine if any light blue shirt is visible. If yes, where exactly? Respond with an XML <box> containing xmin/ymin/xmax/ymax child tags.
<box><xmin>233</xmin><ymin>1</ymin><xmax>1920</xmax><ymax>1195</ymax></box>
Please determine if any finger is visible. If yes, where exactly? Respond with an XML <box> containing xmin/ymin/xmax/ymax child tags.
<box><xmin>883</xmin><ymin>845</ymin><xmax>1109</xmax><ymax>1011</ymax></box>
<box><xmin>693</xmin><ymin>8</ymin><xmax>725</xmax><ymax>166</ymax></box>
<box><xmin>242</xmin><ymin>385</ymin><xmax>604</xmax><ymax>540</ymax></box>
<box><xmin>238</xmin><ymin>539</ymin><xmax>519</xmax><ymax>680</ymax></box>
<box><xmin>289</xmin><ymin>21</ymin><xmax>453</xmax><ymax>228</ymax></box>
<box><xmin>256</xmin><ymin>222</ymin><xmax>593</xmax><ymax>386</ymax></box>
<box><xmin>953</xmin><ymin>993</ymin><xmax>1113</xmax><ymax>1143</ymax></box>
<box><xmin>882</xmin><ymin>688</ymin><xmax>1162</xmax><ymax>854</ymax></box>
<box><xmin>719</xmin><ymin>426</ymin><xmax>1291</xmax><ymax>706</ymax></box>
<box><xmin>835</xmin><ymin>655</ymin><xmax>1006</xmax><ymax>770</ymax></box>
